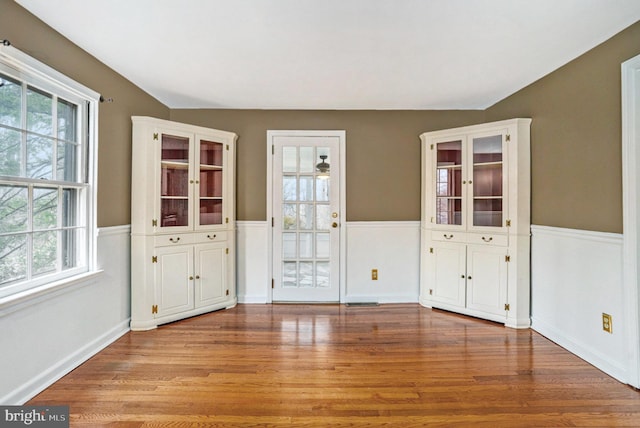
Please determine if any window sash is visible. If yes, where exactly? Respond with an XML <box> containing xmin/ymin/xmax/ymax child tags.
<box><xmin>0</xmin><ymin>44</ymin><xmax>98</xmax><ymax>301</ymax></box>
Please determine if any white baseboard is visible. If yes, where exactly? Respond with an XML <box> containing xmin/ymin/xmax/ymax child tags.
<box><xmin>5</xmin><ymin>319</ymin><xmax>130</xmax><ymax>405</ymax></box>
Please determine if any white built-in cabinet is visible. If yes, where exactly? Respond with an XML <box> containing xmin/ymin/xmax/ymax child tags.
<box><xmin>419</xmin><ymin>118</ymin><xmax>531</xmax><ymax>328</ymax></box>
<box><xmin>130</xmin><ymin>116</ymin><xmax>237</xmax><ymax>331</ymax></box>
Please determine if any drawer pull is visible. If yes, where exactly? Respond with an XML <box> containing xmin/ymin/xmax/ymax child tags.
<box><xmin>482</xmin><ymin>236</ymin><xmax>493</xmax><ymax>242</ymax></box>
<box><xmin>444</xmin><ymin>234</ymin><xmax>454</xmax><ymax>240</ymax></box>
<box><xmin>169</xmin><ymin>237</ymin><xmax>180</xmax><ymax>243</ymax></box>
<box><xmin>207</xmin><ymin>234</ymin><xmax>217</xmax><ymax>240</ymax></box>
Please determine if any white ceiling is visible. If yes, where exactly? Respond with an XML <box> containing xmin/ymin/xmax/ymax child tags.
<box><xmin>14</xmin><ymin>0</ymin><xmax>640</xmax><ymax>110</ymax></box>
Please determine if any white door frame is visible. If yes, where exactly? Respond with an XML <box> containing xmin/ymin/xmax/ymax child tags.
<box><xmin>621</xmin><ymin>53</ymin><xmax>640</xmax><ymax>389</ymax></box>
<box><xmin>266</xmin><ymin>130</ymin><xmax>347</xmax><ymax>303</ymax></box>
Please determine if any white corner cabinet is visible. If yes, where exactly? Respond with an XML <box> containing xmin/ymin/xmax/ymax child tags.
<box><xmin>419</xmin><ymin>118</ymin><xmax>531</xmax><ymax>328</ymax></box>
<box><xmin>130</xmin><ymin>116</ymin><xmax>237</xmax><ymax>331</ymax></box>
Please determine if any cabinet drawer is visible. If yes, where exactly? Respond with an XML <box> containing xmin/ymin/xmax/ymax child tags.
<box><xmin>467</xmin><ymin>233</ymin><xmax>508</xmax><ymax>247</ymax></box>
<box><xmin>194</xmin><ymin>231</ymin><xmax>228</xmax><ymax>244</ymax></box>
<box><xmin>431</xmin><ymin>231</ymin><xmax>467</xmax><ymax>243</ymax></box>
<box><xmin>155</xmin><ymin>234</ymin><xmax>194</xmax><ymax>247</ymax></box>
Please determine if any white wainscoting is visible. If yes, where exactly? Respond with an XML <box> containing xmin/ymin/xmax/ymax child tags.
<box><xmin>530</xmin><ymin>225</ymin><xmax>628</xmax><ymax>383</ymax></box>
<box><xmin>236</xmin><ymin>221</ymin><xmax>421</xmax><ymax>304</ymax></box>
<box><xmin>345</xmin><ymin>222</ymin><xmax>420</xmax><ymax>303</ymax></box>
<box><xmin>0</xmin><ymin>225</ymin><xmax>131</xmax><ymax>404</ymax></box>
<box><xmin>236</xmin><ymin>221</ymin><xmax>270</xmax><ymax>303</ymax></box>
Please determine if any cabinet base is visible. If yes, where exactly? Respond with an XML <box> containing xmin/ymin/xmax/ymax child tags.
<box><xmin>130</xmin><ymin>298</ymin><xmax>237</xmax><ymax>331</ymax></box>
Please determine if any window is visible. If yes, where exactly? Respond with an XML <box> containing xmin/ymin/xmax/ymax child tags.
<box><xmin>0</xmin><ymin>44</ymin><xmax>99</xmax><ymax>300</ymax></box>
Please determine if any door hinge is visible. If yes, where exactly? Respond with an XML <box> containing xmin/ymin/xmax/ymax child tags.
<box><xmin>272</xmin><ymin>278</ymin><xmax>275</xmax><ymax>289</ymax></box>
<box><xmin>226</xmin><ymin>248</ymin><xmax>229</xmax><ymax>254</ymax></box>
<box><xmin>226</xmin><ymin>144</ymin><xmax>229</xmax><ymax>151</ymax></box>
<box><xmin>504</xmin><ymin>303</ymin><xmax>510</xmax><ymax>311</ymax></box>
<box><xmin>152</xmin><ymin>304</ymin><xmax>158</xmax><ymax>314</ymax></box>
<box><xmin>506</xmin><ymin>219</ymin><xmax>511</xmax><ymax>227</ymax></box>
<box><xmin>152</xmin><ymin>219</ymin><xmax>157</xmax><ymax>227</ymax></box>
<box><xmin>429</xmin><ymin>247</ymin><xmax>434</xmax><ymax>253</ymax></box>
<box><xmin>153</xmin><ymin>133</ymin><xmax>158</xmax><ymax>141</ymax></box>
<box><xmin>152</xmin><ymin>256</ymin><xmax>158</xmax><ymax>263</ymax></box>
<box><xmin>226</xmin><ymin>217</ymin><xmax>229</xmax><ymax>224</ymax></box>
<box><xmin>505</xmin><ymin>255</ymin><xmax>511</xmax><ymax>262</ymax></box>
<box><xmin>430</xmin><ymin>144</ymin><xmax>434</xmax><ymax>150</ymax></box>
<box><xmin>505</xmin><ymin>134</ymin><xmax>511</xmax><ymax>142</ymax></box>
<box><xmin>226</xmin><ymin>289</ymin><xmax>229</xmax><ymax>296</ymax></box>
<box><xmin>430</xmin><ymin>217</ymin><xmax>434</xmax><ymax>223</ymax></box>
<box><xmin>429</xmin><ymin>289</ymin><xmax>433</xmax><ymax>295</ymax></box>
<box><xmin>272</xmin><ymin>217</ymin><xmax>274</xmax><ymax>227</ymax></box>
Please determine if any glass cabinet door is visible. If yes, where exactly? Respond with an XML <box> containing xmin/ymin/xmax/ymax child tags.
<box><xmin>435</xmin><ymin>140</ymin><xmax>463</xmax><ymax>226</ymax></box>
<box><xmin>197</xmin><ymin>138</ymin><xmax>224</xmax><ymax>226</ymax></box>
<box><xmin>471</xmin><ymin>134</ymin><xmax>503</xmax><ymax>228</ymax></box>
<box><xmin>160</xmin><ymin>134</ymin><xmax>190</xmax><ymax>227</ymax></box>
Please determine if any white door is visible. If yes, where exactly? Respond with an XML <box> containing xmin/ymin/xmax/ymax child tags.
<box><xmin>270</xmin><ymin>132</ymin><xmax>343</xmax><ymax>302</ymax></box>
<box><xmin>428</xmin><ymin>241</ymin><xmax>466</xmax><ymax>307</ymax></box>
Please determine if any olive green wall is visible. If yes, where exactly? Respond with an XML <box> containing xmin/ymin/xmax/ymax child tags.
<box><xmin>169</xmin><ymin>110</ymin><xmax>485</xmax><ymax>221</ymax></box>
<box><xmin>486</xmin><ymin>20</ymin><xmax>640</xmax><ymax>234</ymax></box>
<box><xmin>6</xmin><ymin>0</ymin><xmax>639</xmax><ymax>231</ymax></box>
<box><xmin>1</xmin><ymin>0</ymin><xmax>170</xmax><ymax>227</ymax></box>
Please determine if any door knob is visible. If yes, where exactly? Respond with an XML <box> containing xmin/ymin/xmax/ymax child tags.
<box><xmin>332</xmin><ymin>222</ymin><xmax>338</xmax><ymax>228</ymax></box>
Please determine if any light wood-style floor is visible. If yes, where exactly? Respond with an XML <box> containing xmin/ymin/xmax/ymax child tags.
<box><xmin>29</xmin><ymin>304</ymin><xmax>640</xmax><ymax>427</ymax></box>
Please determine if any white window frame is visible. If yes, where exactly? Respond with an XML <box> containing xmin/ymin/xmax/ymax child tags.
<box><xmin>0</xmin><ymin>44</ymin><xmax>99</xmax><ymax>304</ymax></box>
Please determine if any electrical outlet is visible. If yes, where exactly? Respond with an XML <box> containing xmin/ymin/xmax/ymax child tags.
<box><xmin>371</xmin><ymin>269</ymin><xmax>378</xmax><ymax>280</ymax></box>
<box><xmin>602</xmin><ymin>313</ymin><xmax>612</xmax><ymax>333</ymax></box>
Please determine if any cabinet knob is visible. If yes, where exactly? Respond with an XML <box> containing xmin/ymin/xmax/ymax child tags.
<box><xmin>207</xmin><ymin>234</ymin><xmax>217</xmax><ymax>240</ymax></box>
<box><xmin>461</xmin><ymin>275</ymin><xmax>465</xmax><ymax>279</ymax></box>
<box><xmin>444</xmin><ymin>234</ymin><xmax>453</xmax><ymax>240</ymax></box>
<box><xmin>332</xmin><ymin>222</ymin><xmax>338</xmax><ymax>228</ymax></box>
<box><xmin>190</xmin><ymin>180</ymin><xmax>194</xmax><ymax>184</ymax></box>
<box><xmin>482</xmin><ymin>236</ymin><xmax>493</xmax><ymax>242</ymax></box>
<box><xmin>189</xmin><ymin>276</ymin><xmax>194</xmax><ymax>280</ymax></box>
<box><xmin>169</xmin><ymin>237</ymin><xmax>180</xmax><ymax>243</ymax></box>
<box><xmin>195</xmin><ymin>275</ymin><xmax>200</xmax><ymax>279</ymax></box>
<box><xmin>468</xmin><ymin>276</ymin><xmax>472</xmax><ymax>280</ymax></box>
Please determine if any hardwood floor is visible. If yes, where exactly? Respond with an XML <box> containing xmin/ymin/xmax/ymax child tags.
<box><xmin>28</xmin><ymin>304</ymin><xmax>640</xmax><ymax>427</ymax></box>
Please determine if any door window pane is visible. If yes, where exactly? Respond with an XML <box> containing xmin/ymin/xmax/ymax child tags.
<box><xmin>299</xmin><ymin>233</ymin><xmax>313</xmax><ymax>258</ymax></box>
<box><xmin>473</xmin><ymin>199</ymin><xmax>503</xmax><ymax>227</ymax></box>
<box><xmin>299</xmin><ymin>204</ymin><xmax>313</xmax><ymax>230</ymax></box>
<box><xmin>316</xmin><ymin>204</ymin><xmax>330</xmax><ymax>230</ymax></box>
<box><xmin>161</xmin><ymin>134</ymin><xmax>189</xmax><ymax>162</ymax></box>
<box><xmin>300</xmin><ymin>147</ymin><xmax>314</xmax><ymax>172</ymax></box>
<box><xmin>282</xmin><ymin>147</ymin><xmax>297</xmax><ymax>172</ymax></box>
<box><xmin>316</xmin><ymin>177</ymin><xmax>329</xmax><ymax>201</ymax></box>
<box><xmin>299</xmin><ymin>262</ymin><xmax>313</xmax><ymax>287</ymax></box>
<box><xmin>283</xmin><ymin>204</ymin><xmax>297</xmax><ymax>229</ymax></box>
<box><xmin>316</xmin><ymin>262</ymin><xmax>329</xmax><ymax>288</ymax></box>
<box><xmin>316</xmin><ymin>233</ymin><xmax>330</xmax><ymax>258</ymax></box>
<box><xmin>283</xmin><ymin>176</ymin><xmax>297</xmax><ymax>201</ymax></box>
<box><xmin>283</xmin><ymin>232</ymin><xmax>297</xmax><ymax>258</ymax></box>
<box><xmin>299</xmin><ymin>176</ymin><xmax>313</xmax><ymax>201</ymax></box>
<box><xmin>283</xmin><ymin>262</ymin><xmax>297</xmax><ymax>288</ymax></box>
